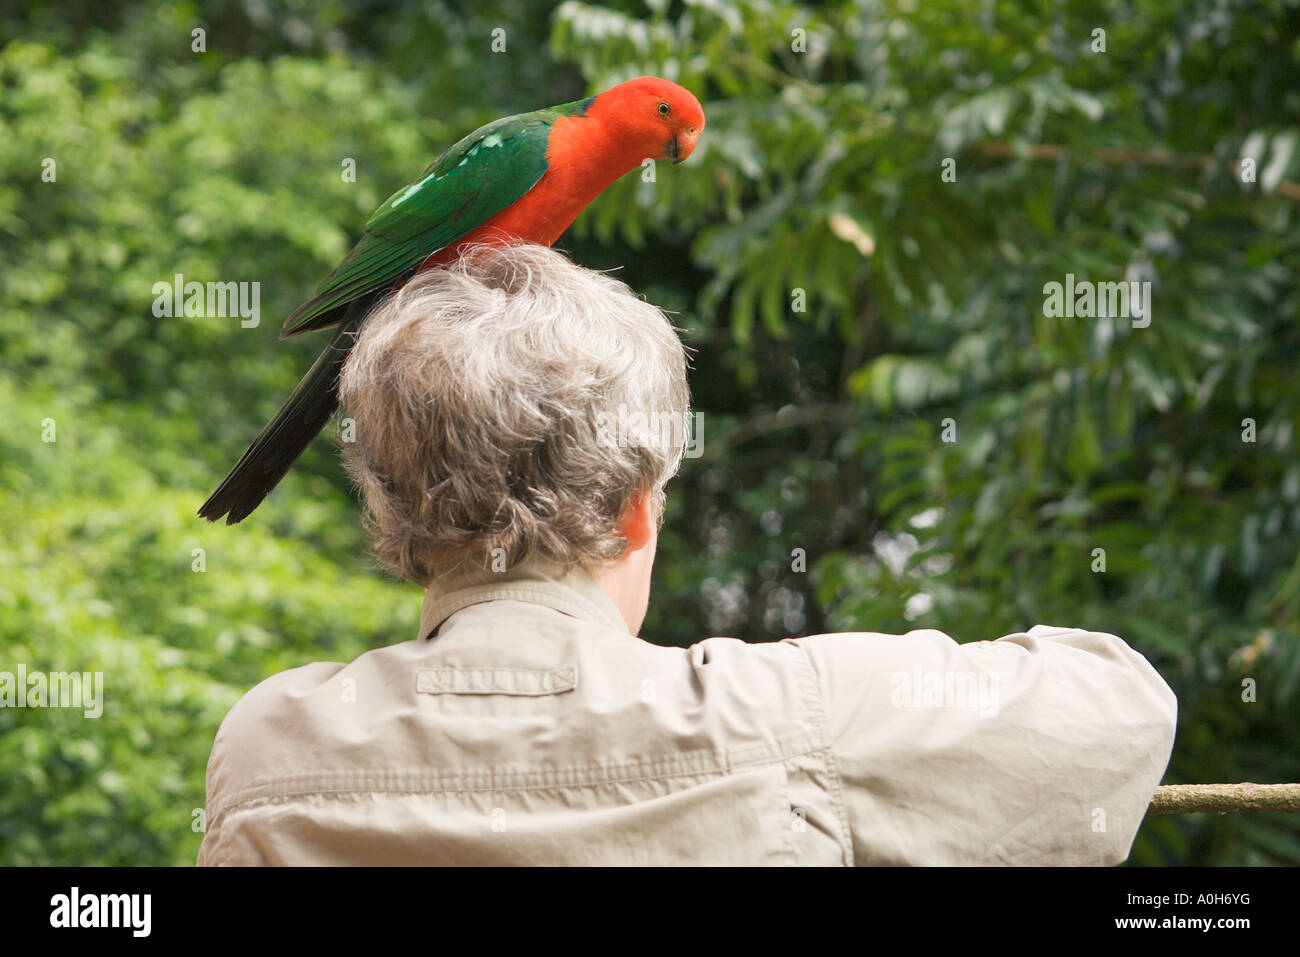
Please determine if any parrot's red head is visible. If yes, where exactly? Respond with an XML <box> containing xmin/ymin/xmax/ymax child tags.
<box><xmin>595</xmin><ymin>76</ymin><xmax>706</xmax><ymax>165</ymax></box>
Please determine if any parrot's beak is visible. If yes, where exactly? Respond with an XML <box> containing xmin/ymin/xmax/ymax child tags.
<box><xmin>667</xmin><ymin>128</ymin><xmax>700</xmax><ymax>165</ymax></box>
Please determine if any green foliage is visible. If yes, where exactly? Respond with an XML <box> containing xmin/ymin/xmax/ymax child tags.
<box><xmin>1</xmin><ymin>0</ymin><xmax>1297</xmax><ymax>864</ymax></box>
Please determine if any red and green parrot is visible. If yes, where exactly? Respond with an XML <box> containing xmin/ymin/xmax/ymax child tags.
<box><xmin>199</xmin><ymin>76</ymin><xmax>705</xmax><ymax>524</ymax></box>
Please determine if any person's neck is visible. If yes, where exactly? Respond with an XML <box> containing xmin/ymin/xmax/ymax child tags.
<box><xmin>589</xmin><ymin>549</ymin><xmax>653</xmax><ymax>635</ymax></box>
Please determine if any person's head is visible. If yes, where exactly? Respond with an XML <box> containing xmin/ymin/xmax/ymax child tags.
<box><xmin>338</xmin><ymin>243</ymin><xmax>691</xmax><ymax>633</ymax></box>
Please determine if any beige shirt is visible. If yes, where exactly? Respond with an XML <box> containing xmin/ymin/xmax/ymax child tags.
<box><xmin>198</xmin><ymin>559</ymin><xmax>1177</xmax><ymax>866</ymax></box>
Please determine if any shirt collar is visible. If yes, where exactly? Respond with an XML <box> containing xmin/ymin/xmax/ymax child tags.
<box><xmin>418</xmin><ymin>557</ymin><xmax>630</xmax><ymax>640</ymax></box>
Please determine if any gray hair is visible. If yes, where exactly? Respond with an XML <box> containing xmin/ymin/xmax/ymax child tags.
<box><xmin>337</xmin><ymin>243</ymin><xmax>691</xmax><ymax>586</ymax></box>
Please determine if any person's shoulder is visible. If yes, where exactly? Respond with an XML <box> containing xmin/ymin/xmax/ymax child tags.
<box><xmin>206</xmin><ymin>660</ymin><xmax>348</xmax><ymax>788</ymax></box>
<box><xmin>217</xmin><ymin>659</ymin><xmax>348</xmax><ymax>737</ymax></box>
<box><xmin>677</xmin><ymin>634</ymin><xmax>814</xmax><ymax>709</ymax></box>
<box><xmin>204</xmin><ymin>640</ymin><xmax>423</xmax><ymax>799</ymax></box>
<box><xmin>685</xmin><ymin>634</ymin><xmax>803</xmax><ymax>665</ymax></box>
<box><xmin>215</xmin><ymin>635</ymin><xmax>428</xmax><ymax>739</ymax></box>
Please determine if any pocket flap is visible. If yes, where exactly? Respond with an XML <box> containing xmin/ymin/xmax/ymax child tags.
<box><xmin>416</xmin><ymin>667</ymin><xmax>577</xmax><ymax>696</ymax></box>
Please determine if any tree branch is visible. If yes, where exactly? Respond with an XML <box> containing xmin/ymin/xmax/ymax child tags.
<box><xmin>1148</xmin><ymin>783</ymin><xmax>1300</xmax><ymax>815</ymax></box>
<box><xmin>976</xmin><ymin>141</ymin><xmax>1300</xmax><ymax>203</ymax></box>
<box><xmin>696</xmin><ymin>403</ymin><xmax>853</xmax><ymax>461</ymax></box>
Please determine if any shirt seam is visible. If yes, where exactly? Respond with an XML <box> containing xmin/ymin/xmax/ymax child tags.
<box><xmin>206</xmin><ymin>735</ymin><xmax>824</xmax><ymax>828</ymax></box>
<box><xmin>788</xmin><ymin>639</ymin><xmax>856</xmax><ymax>865</ymax></box>
<box><xmin>217</xmin><ymin>759</ymin><xmax>789</xmax><ymax>803</ymax></box>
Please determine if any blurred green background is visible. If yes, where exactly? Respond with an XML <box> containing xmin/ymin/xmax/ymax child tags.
<box><xmin>1</xmin><ymin>0</ymin><xmax>1298</xmax><ymax>865</ymax></box>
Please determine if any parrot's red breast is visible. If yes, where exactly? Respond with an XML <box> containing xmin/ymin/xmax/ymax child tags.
<box><xmin>422</xmin><ymin>76</ymin><xmax>705</xmax><ymax>269</ymax></box>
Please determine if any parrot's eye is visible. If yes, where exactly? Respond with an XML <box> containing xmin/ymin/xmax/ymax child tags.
<box><xmin>657</xmin><ymin>101</ymin><xmax>671</xmax><ymax>117</ymax></box>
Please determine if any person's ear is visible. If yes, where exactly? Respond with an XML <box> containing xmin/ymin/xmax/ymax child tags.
<box><xmin>620</xmin><ymin>490</ymin><xmax>656</xmax><ymax>552</ymax></box>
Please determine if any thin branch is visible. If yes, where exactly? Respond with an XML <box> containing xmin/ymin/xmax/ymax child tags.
<box><xmin>696</xmin><ymin>403</ymin><xmax>853</xmax><ymax>462</ymax></box>
<box><xmin>976</xmin><ymin>141</ymin><xmax>1300</xmax><ymax>203</ymax></box>
<box><xmin>1147</xmin><ymin>782</ymin><xmax>1300</xmax><ymax>815</ymax></box>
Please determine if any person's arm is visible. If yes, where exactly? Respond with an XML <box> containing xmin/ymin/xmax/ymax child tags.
<box><xmin>794</xmin><ymin>624</ymin><xmax>1177</xmax><ymax>865</ymax></box>
<box><xmin>194</xmin><ymin>664</ymin><xmax>342</xmax><ymax>867</ymax></box>
<box><xmin>196</xmin><ymin>718</ymin><xmax>263</xmax><ymax>867</ymax></box>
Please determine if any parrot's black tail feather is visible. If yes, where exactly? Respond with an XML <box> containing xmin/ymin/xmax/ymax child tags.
<box><xmin>198</xmin><ymin>305</ymin><xmax>371</xmax><ymax>525</ymax></box>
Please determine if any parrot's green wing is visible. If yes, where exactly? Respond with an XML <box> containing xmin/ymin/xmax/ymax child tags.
<box><xmin>280</xmin><ymin>110</ymin><xmax>558</xmax><ymax>338</ymax></box>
